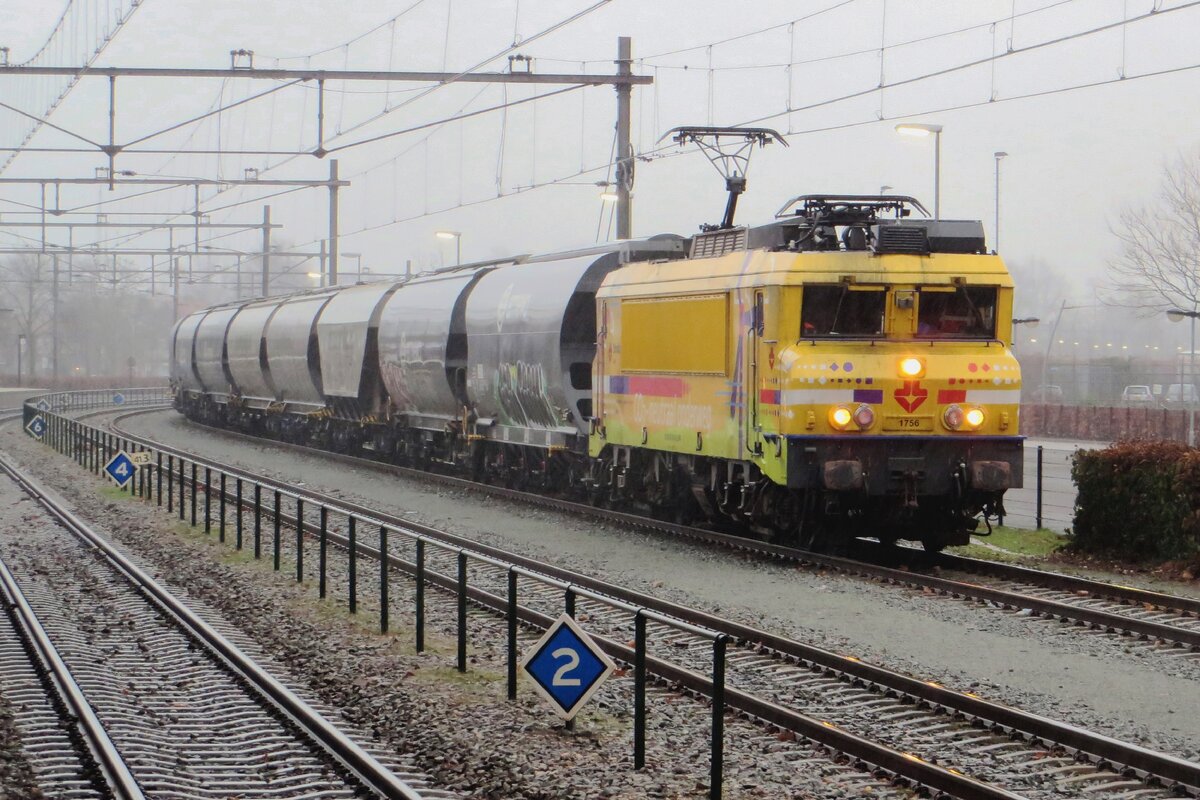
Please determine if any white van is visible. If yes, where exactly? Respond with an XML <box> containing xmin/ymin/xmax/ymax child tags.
<box><xmin>1164</xmin><ymin>383</ymin><xmax>1199</xmax><ymax>407</ymax></box>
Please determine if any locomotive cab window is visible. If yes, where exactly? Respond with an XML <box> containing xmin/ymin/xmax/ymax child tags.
<box><xmin>916</xmin><ymin>286</ymin><xmax>997</xmax><ymax>339</ymax></box>
<box><xmin>801</xmin><ymin>285</ymin><xmax>886</xmax><ymax>338</ymax></box>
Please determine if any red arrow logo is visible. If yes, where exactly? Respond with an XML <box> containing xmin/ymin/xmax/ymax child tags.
<box><xmin>894</xmin><ymin>380</ymin><xmax>928</xmax><ymax>413</ymax></box>
<box><xmin>768</xmin><ymin>347</ymin><xmax>775</xmax><ymax>369</ymax></box>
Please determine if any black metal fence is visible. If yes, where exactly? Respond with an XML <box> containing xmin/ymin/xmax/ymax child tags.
<box><xmin>22</xmin><ymin>391</ymin><xmax>735</xmax><ymax>798</ymax></box>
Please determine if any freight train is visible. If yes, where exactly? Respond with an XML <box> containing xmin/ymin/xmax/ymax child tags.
<box><xmin>171</xmin><ymin>194</ymin><xmax>1022</xmax><ymax>552</ymax></box>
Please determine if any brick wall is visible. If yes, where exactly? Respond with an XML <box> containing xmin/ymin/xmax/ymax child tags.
<box><xmin>1021</xmin><ymin>404</ymin><xmax>1191</xmax><ymax>442</ymax></box>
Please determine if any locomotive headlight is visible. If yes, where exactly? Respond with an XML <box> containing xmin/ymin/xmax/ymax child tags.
<box><xmin>942</xmin><ymin>404</ymin><xmax>965</xmax><ymax>431</ymax></box>
<box><xmin>829</xmin><ymin>405</ymin><xmax>853</xmax><ymax>430</ymax></box>
<box><xmin>852</xmin><ymin>404</ymin><xmax>875</xmax><ymax>430</ymax></box>
<box><xmin>898</xmin><ymin>357</ymin><xmax>924</xmax><ymax>378</ymax></box>
<box><xmin>964</xmin><ymin>407</ymin><xmax>986</xmax><ymax>429</ymax></box>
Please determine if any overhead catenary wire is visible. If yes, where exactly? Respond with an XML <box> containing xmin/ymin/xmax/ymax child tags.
<box><xmin>95</xmin><ymin>1</ymin><xmax>612</xmax><ymax>253</ymax></box>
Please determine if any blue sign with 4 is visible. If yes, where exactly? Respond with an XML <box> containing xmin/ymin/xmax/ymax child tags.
<box><xmin>103</xmin><ymin>451</ymin><xmax>136</xmax><ymax>488</ymax></box>
<box><xmin>520</xmin><ymin>613</ymin><xmax>615</xmax><ymax>720</ymax></box>
<box><xmin>25</xmin><ymin>415</ymin><xmax>47</xmax><ymax>440</ymax></box>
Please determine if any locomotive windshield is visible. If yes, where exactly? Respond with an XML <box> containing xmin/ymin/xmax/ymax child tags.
<box><xmin>916</xmin><ymin>286</ymin><xmax>997</xmax><ymax>339</ymax></box>
<box><xmin>801</xmin><ymin>285</ymin><xmax>886</xmax><ymax>338</ymax></box>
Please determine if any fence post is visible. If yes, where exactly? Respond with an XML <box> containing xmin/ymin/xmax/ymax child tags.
<box><xmin>348</xmin><ymin>516</ymin><xmax>357</xmax><ymax>614</ymax></box>
<box><xmin>507</xmin><ymin>568</ymin><xmax>518</xmax><ymax>700</ymax></box>
<box><xmin>634</xmin><ymin>610</ymin><xmax>647</xmax><ymax>770</ymax></box>
<box><xmin>379</xmin><ymin>526</ymin><xmax>388</xmax><ymax>634</ymax></box>
<box><xmin>190</xmin><ymin>462</ymin><xmax>197</xmax><ymax>526</ymax></box>
<box><xmin>203</xmin><ymin>467</ymin><xmax>211</xmax><ymax>533</ymax></box>
<box><xmin>272</xmin><ymin>490</ymin><xmax>281</xmax><ymax>571</ymax></box>
<box><xmin>563</xmin><ymin>586</ymin><xmax>578</xmax><ymax>731</ymax></box>
<box><xmin>178</xmin><ymin>459</ymin><xmax>185</xmax><ymax>520</ymax></box>
<box><xmin>235</xmin><ymin>479</ymin><xmax>243</xmax><ymax>549</ymax></box>
<box><xmin>710</xmin><ymin>634</ymin><xmax>727</xmax><ymax>800</ymax></box>
<box><xmin>318</xmin><ymin>506</ymin><xmax>327</xmax><ymax>599</ymax></box>
<box><xmin>253</xmin><ymin>484</ymin><xmax>262</xmax><ymax>559</ymax></box>
<box><xmin>295</xmin><ymin>498</ymin><xmax>304</xmax><ymax>582</ymax></box>
<box><xmin>219</xmin><ymin>473</ymin><xmax>226</xmax><ymax>543</ymax></box>
<box><xmin>415</xmin><ymin>539</ymin><xmax>425</xmax><ymax>652</ymax></box>
<box><xmin>1036</xmin><ymin>445</ymin><xmax>1044</xmax><ymax>530</ymax></box>
<box><xmin>457</xmin><ymin>551</ymin><xmax>468</xmax><ymax>673</ymax></box>
<box><xmin>156</xmin><ymin>452</ymin><xmax>163</xmax><ymax>507</ymax></box>
<box><xmin>167</xmin><ymin>456</ymin><xmax>174</xmax><ymax>513</ymax></box>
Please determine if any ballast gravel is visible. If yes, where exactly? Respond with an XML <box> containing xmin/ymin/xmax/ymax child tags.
<box><xmin>0</xmin><ymin>420</ymin><xmax>905</xmax><ymax>799</ymax></box>
<box><xmin>0</xmin><ymin>691</ymin><xmax>42</xmax><ymax>800</ymax></box>
<box><xmin>107</xmin><ymin>410</ymin><xmax>1200</xmax><ymax>765</ymax></box>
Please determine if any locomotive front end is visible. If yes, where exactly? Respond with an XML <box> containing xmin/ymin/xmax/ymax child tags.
<box><xmin>763</xmin><ymin>205</ymin><xmax>1023</xmax><ymax>550</ymax></box>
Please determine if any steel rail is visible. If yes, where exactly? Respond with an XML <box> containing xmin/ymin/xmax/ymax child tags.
<box><xmin>930</xmin><ymin>551</ymin><xmax>1200</xmax><ymax>617</ymax></box>
<box><xmin>79</xmin><ymin>423</ymin><xmax>1025</xmax><ymax>799</ymax></box>
<box><xmin>0</xmin><ymin>451</ymin><xmax>428</xmax><ymax>800</ymax></box>
<box><xmin>117</xmin><ymin>409</ymin><xmax>1200</xmax><ymax>652</ymax></box>
<box><xmin>102</xmin><ymin>409</ymin><xmax>1200</xmax><ymax>796</ymax></box>
<box><xmin>0</xmin><ymin>557</ymin><xmax>146</xmax><ymax>800</ymax></box>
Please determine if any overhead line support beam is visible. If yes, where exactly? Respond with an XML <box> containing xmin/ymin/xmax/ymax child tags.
<box><xmin>0</xmin><ymin>66</ymin><xmax>652</xmax><ymax>85</ymax></box>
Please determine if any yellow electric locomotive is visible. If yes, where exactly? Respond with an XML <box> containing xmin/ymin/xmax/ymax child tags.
<box><xmin>589</xmin><ymin>194</ymin><xmax>1022</xmax><ymax>551</ymax></box>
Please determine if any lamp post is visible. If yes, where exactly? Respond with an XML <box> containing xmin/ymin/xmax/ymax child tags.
<box><xmin>895</xmin><ymin>122</ymin><xmax>943</xmax><ymax>218</ymax></box>
<box><xmin>16</xmin><ymin>333</ymin><xmax>26</xmax><ymax>385</ymax></box>
<box><xmin>436</xmin><ymin>231</ymin><xmax>462</xmax><ymax>266</ymax></box>
<box><xmin>993</xmin><ymin>151</ymin><xmax>1007</xmax><ymax>252</ymax></box>
<box><xmin>1011</xmin><ymin>317</ymin><xmax>1039</xmax><ymax>351</ymax></box>
<box><xmin>880</xmin><ymin>184</ymin><xmax>893</xmax><ymax>196</ymax></box>
<box><xmin>1167</xmin><ymin>308</ymin><xmax>1199</xmax><ymax>447</ymax></box>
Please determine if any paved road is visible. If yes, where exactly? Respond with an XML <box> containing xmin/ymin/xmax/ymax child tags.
<box><xmin>1001</xmin><ymin>437</ymin><xmax>1108</xmax><ymax>533</ymax></box>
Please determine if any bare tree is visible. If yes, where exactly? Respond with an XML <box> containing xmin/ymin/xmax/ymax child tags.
<box><xmin>0</xmin><ymin>255</ymin><xmax>53</xmax><ymax>377</ymax></box>
<box><xmin>1106</xmin><ymin>149</ymin><xmax>1200</xmax><ymax>312</ymax></box>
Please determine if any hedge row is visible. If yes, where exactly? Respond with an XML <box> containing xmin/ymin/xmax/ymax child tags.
<box><xmin>1071</xmin><ymin>440</ymin><xmax>1200</xmax><ymax>562</ymax></box>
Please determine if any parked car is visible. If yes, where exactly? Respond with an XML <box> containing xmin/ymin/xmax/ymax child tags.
<box><xmin>1028</xmin><ymin>384</ymin><xmax>1065</xmax><ymax>404</ymax></box>
<box><xmin>1120</xmin><ymin>385</ymin><xmax>1157</xmax><ymax>407</ymax></box>
<box><xmin>1164</xmin><ymin>383</ymin><xmax>1200</xmax><ymax>408</ymax></box>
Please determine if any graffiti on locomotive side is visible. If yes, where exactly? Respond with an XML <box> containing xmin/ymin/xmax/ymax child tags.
<box><xmin>626</xmin><ymin>395</ymin><xmax>714</xmax><ymax>431</ymax></box>
<box><xmin>494</xmin><ymin>360</ymin><xmax>565</xmax><ymax>428</ymax></box>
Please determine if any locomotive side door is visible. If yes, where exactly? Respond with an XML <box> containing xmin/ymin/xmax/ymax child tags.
<box><xmin>749</xmin><ymin>289</ymin><xmax>772</xmax><ymax>455</ymax></box>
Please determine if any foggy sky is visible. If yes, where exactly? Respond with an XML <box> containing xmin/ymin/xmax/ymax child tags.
<box><xmin>1</xmin><ymin>0</ymin><xmax>1199</xmax><ymax>358</ymax></box>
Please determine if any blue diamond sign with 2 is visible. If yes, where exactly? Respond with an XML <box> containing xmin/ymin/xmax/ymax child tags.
<box><xmin>104</xmin><ymin>450</ymin><xmax>136</xmax><ymax>489</ymax></box>
<box><xmin>112</xmin><ymin>392</ymin><xmax>126</xmax><ymax>405</ymax></box>
<box><xmin>25</xmin><ymin>415</ymin><xmax>47</xmax><ymax>440</ymax></box>
<box><xmin>520</xmin><ymin>613</ymin><xmax>615</xmax><ymax>720</ymax></box>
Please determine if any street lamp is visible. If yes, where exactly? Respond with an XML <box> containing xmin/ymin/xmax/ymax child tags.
<box><xmin>199</xmin><ymin>245</ymin><xmax>254</xmax><ymax>297</ymax></box>
<box><xmin>1167</xmin><ymin>308</ymin><xmax>1200</xmax><ymax>447</ymax></box>
<box><xmin>1012</xmin><ymin>317</ymin><xmax>1039</xmax><ymax>327</ymax></box>
<box><xmin>993</xmin><ymin>151</ymin><xmax>1007</xmax><ymax>252</ymax></box>
<box><xmin>895</xmin><ymin>122</ymin><xmax>944</xmax><ymax>218</ymax></box>
<box><xmin>16</xmin><ymin>333</ymin><xmax>26</xmax><ymax>386</ymax></box>
<box><xmin>341</xmin><ymin>252</ymin><xmax>363</xmax><ymax>283</ymax></box>
<box><xmin>880</xmin><ymin>184</ymin><xmax>893</xmax><ymax>196</ymax></box>
<box><xmin>436</xmin><ymin>231</ymin><xmax>462</xmax><ymax>266</ymax></box>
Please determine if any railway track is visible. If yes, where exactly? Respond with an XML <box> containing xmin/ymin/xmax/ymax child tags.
<box><xmin>0</xmin><ymin>448</ymin><xmax>449</xmax><ymax>800</ymax></box>
<box><xmin>107</xmin><ymin>407</ymin><xmax>1200</xmax><ymax>659</ymax></box>
<box><xmin>50</xmin><ymin>404</ymin><xmax>1198</xmax><ymax>797</ymax></box>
